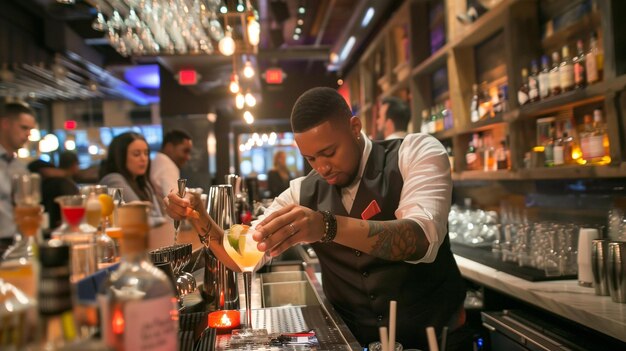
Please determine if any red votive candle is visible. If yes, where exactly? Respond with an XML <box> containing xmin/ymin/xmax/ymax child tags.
<box><xmin>208</xmin><ymin>310</ymin><xmax>241</xmax><ymax>333</ymax></box>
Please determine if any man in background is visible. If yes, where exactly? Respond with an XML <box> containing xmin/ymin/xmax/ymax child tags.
<box><xmin>0</xmin><ymin>102</ymin><xmax>36</xmax><ymax>254</ymax></box>
<box><xmin>376</xmin><ymin>96</ymin><xmax>411</xmax><ymax>140</ymax></box>
<box><xmin>151</xmin><ymin>129</ymin><xmax>193</xmax><ymax>198</ymax></box>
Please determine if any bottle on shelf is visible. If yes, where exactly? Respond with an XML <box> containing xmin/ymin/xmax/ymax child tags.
<box><xmin>549</xmin><ymin>51</ymin><xmax>562</xmax><ymax>96</ymax></box>
<box><xmin>586</xmin><ymin>32</ymin><xmax>603</xmax><ymax>85</ymax></box>
<box><xmin>470</xmin><ymin>84</ymin><xmax>480</xmax><ymax>123</ymax></box>
<box><xmin>538</xmin><ymin>55</ymin><xmax>551</xmax><ymax>99</ymax></box>
<box><xmin>573</xmin><ymin>39</ymin><xmax>587</xmax><ymax>89</ymax></box>
<box><xmin>559</xmin><ymin>45</ymin><xmax>575</xmax><ymax>92</ymax></box>
<box><xmin>98</xmin><ymin>203</ymin><xmax>179</xmax><ymax>351</ymax></box>
<box><xmin>543</xmin><ymin>123</ymin><xmax>556</xmax><ymax>167</ymax></box>
<box><xmin>483</xmin><ymin>134</ymin><xmax>496</xmax><ymax>172</ymax></box>
<box><xmin>579</xmin><ymin>110</ymin><xmax>610</xmax><ymax>165</ymax></box>
<box><xmin>495</xmin><ymin>139</ymin><xmax>510</xmax><ymax>170</ymax></box>
<box><xmin>528</xmin><ymin>60</ymin><xmax>540</xmax><ymax>103</ymax></box>
<box><xmin>553</xmin><ymin>122</ymin><xmax>565</xmax><ymax>166</ymax></box>
<box><xmin>429</xmin><ymin>106</ymin><xmax>438</xmax><ymax>133</ymax></box>
<box><xmin>435</xmin><ymin>104</ymin><xmax>444</xmax><ymax>133</ymax></box>
<box><xmin>443</xmin><ymin>99</ymin><xmax>454</xmax><ymax>130</ymax></box>
<box><xmin>420</xmin><ymin>109</ymin><xmax>429</xmax><ymax>134</ymax></box>
<box><xmin>561</xmin><ymin>120</ymin><xmax>579</xmax><ymax>165</ymax></box>
<box><xmin>465</xmin><ymin>133</ymin><xmax>483</xmax><ymax>171</ymax></box>
<box><xmin>518</xmin><ymin>68</ymin><xmax>530</xmax><ymax>106</ymax></box>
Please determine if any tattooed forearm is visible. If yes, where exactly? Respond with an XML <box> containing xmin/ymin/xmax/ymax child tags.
<box><xmin>367</xmin><ymin>219</ymin><xmax>427</xmax><ymax>261</ymax></box>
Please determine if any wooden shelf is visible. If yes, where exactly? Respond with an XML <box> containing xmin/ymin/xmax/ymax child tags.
<box><xmin>411</xmin><ymin>44</ymin><xmax>449</xmax><ymax>77</ymax></box>
<box><xmin>461</xmin><ymin>114</ymin><xmax>506</xmax><ymax>135</ymax></box>
<box><xmin>515</xmin><ymin>85</ymin><xmax>607</xmax><ymax>120</ymax></box>
<box><xmin>432</xmin><ymin>128</ymin><xmax>456</xmax><ymax>140</ymax></box>
<box><xmin>451</xmin><ymin>0</ymin><xmax>517</xmax><ymax>48</ymax></box>
<box><xmin>452</xmin><ymin>170</ymin><xmax>519</xmax><ymax>181</ymax></box>
<box><xmin>541</xmin><ymin>11</ymin><xmax>602</xmax><ymax>51</ymax></box>
<box><xmin>381</xmin><ymin>74</ymin><xmax>410</xmax><ymax>99</ymax></box>
<box><xmin>452</xmin><ymin>164</ymin><xmax>626</xmax><ymax>182</ymax></box>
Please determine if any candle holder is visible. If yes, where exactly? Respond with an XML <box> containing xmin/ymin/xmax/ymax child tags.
<box><xmin>208</xmin><ymin>310</ymin><xmax>241</xmax><ymax>334</ymax></box>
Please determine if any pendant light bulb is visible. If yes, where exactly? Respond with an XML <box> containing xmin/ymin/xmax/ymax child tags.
<box><xmin>218</xmin><ymin>28</ymin><xmax>235</xmax><ymax>56</ymax></box>
<box><xmin>235</xmin><ymin>93</ymin><xmax>245</xmax><ymax>109</ymax></box>
<box><xmin>229</xmin><ymin>74</ymin><xmax>240</xmax><ymax>94</ymax></box>
<box><xmin>243</xmin><ymin>60</ymin><xmax>255</xmax><ymax>78</ymax></box>
<box><xmin>247</xmin><ymin>16</ymin><xmax>260</xmax><ymax>46</ymax></box>
<box><xmin>243</xmin><ymin>111</ymin><xmax>254</xmax><ymax>124</ymax></box>
<box><xmin>244</xmin><ymin>92</ymin><xmax>256</xmax><ymax>107</ymax></box>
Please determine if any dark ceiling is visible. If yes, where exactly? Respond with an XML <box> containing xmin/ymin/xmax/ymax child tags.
<box><xmin>1</xmin><ymin>0</ymin><xmax>402</xmax><ymax>111</ymax></box>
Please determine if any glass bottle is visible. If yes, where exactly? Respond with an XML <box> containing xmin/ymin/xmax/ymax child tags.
<box><xmin>517</xmin><ymin>68</ymin><xmax>530</xmax><ymax>106</ymax></box>
<box><xmin>549</xmin><ymin>51</ymin><xmax>562</xmax><ymax>96</ymax></box>
<box><xmin>495</xmin><ymin>140</ymin><xmax>510</xmax><ymax>170</ymax></box>
<box><xmin>435</xmin><ymin>104</ymin><xmax>444</xmax><ymax>132</ymax></box>
<box><xmin>32</xmin><ymin>243</ymin><xmax>79</xmax><ymax>350</ymax></box>
<box><xmin>559</xmin><ymin>45</ymin><xmax>575</xmax><ymax>92</ymax></box>
<box><xmin>443</xmin><ymin>99</ymin><xmax>454</xmax><ymax>130</ymax></box>
<box><xmin>528</xmin><ymin>60</ymin><xmax>540</xmax><ymax>102</ymax></box>
<box><xmin>573</xmin><ymin>39</ymin><xmax>586</xmax><ymax>89</ymax></box>
<box><xmin>465</xmin><ymin>133</ymin><xmax>483</xmax><ymax>171</ymax></box>
<box><xmin>538</xmin><ymin>55</ymin><xmax>551</xmax><ymax>99</ymax></box>
<box><xmin>98</xmin><ymin>203</ymin><xmax>178</xmax><ymax>351</ymax></box>
<box><xmin>470</xmin><ymin>84</ymin><xmax>480</xmax><ymax>123</ymax></box>
<box><xmin>543</xmin><ymin>124</ymin><xmax>556</xmax><ymax>167</ymax></box>
<box><xmin>482</xmin><ymin>134</ymin><xmax>496</xmax><ymax>172</ymax></box>
<box><xmin>553</xmin><ymin>122</ymin><xmax>565</xmax><ymax>166</ymax></box>
<box><xmin>579</xmin><ymin>113</ymin><xmax>609</xmax><ymax>165</ymax></box>
<box><xmin>586</xmin><ymin>32</ymin><xmax>603</xmax><ymax>84</ymax></box>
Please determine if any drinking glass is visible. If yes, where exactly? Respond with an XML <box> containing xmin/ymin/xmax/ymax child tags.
<box><xmin>3</xmin><ymin>174</ymin><xmax>42</xmax><ymax>261</ymax></box>
<box><xmin>222</xmin><ymin>226</ymin><xmax>265</xmax><ymax>333</ymax></box>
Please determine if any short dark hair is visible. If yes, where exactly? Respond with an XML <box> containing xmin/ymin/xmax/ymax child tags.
<box><xmin>382</xmin><ymin>96</ymin><xmax>410</xmax><ymax>132</ymax></box>
<box><xmin>0</xmin><ymin>102</ymin><xmax>35</xmax><ymax>120</ymax></box>
<box><xmin>290</xmin><ymin>87</ymin><xmax>352</xmax><ymax>133</ymax></box>
<box><xmin>162</xmin><ymin>129</ymin><xmax>191</xmax><ymax>150</ymax></box>
<box><xmin>59</xmin><ymin>151</ymin><xmax>79</xmax><ymax>169</ymax></box>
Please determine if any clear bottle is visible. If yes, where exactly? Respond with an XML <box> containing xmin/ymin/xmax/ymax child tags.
<box><xmin>528</xmin><ymin>60</ymin><xmax>540</xmax><ymax>102</ymax></box>
<box><xmin>579</xmin><ymin>112</ymin><xmax>609</xmax><ymax>165</ymax></box>
<box><xmin>538</xmin><ymin>55</ymin><xmax>551</xmax><ymax>99</ymax></box>
<box><xmin>543</xmin><ymin>124</ymin><xmax>556</xmax><ymax>167</ymax></box>
<box><xmin>553</xmin><ymin>122</ymin><xmax>565</xmax><ymax>166</ymax></box>
<box><xmin>470</xmin><ymin>84</ymin><xmax>480</xmax><ymax>123</ymax></box>
<box><xmin>98</xmin><ymin>203</ymin><xmax>178</xmax><ymax>351</ymax></box>
<box><xmin>559</xmin><ymin>45</ymin><xmax>575</xmax><ymax>92</ymax></box>
<box><xmin>549</xmin><ymin>51</ymin><xmax>562</xmax><ymax>96</ymax></box>
<box><xmin>573</xmin><ymin>39</ymin><xmax>586</xmax><ymax>89</ymax></box>
<box><xmin>517</xmin><ymin>68</ymin><xmax>530</xmax><ymax>106</ymax></box>
<box><xmin>586</xmin><ymin>32</ymin><xmax>603</xmax><ymax>84</ymax></box>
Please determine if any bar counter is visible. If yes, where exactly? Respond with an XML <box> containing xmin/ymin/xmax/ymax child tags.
<box><xmin>454</xmin><ymin>255</ymin><xmax>626</xmax><ymax>343</ymax></box>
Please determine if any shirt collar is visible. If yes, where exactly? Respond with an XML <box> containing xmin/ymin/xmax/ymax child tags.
<box><xmin>344</xmin><ymin>132</ymin><xmax>371</xmax><ymax>190</ymax></box>
<box><xmin>0</xmin><ymin>144</ymin><xmax>14</xmax><ymax>163</ymax></box>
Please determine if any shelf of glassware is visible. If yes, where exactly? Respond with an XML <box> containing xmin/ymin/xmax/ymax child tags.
<box><xmin>454</xmin><ymin>255</ymin><xmax>626</xmax><ymax>344</ymax></box>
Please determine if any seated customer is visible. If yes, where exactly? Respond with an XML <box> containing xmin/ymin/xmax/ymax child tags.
<box><xmin>99</xmin><ymin>132</ymin><xmax>165</xmax><ymax>228</ymax></box>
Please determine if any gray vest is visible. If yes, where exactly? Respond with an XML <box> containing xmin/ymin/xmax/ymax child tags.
<box><xmin>300</xmin><ymin>139</ymin><xmax>465</xmax><ymax>348</ymax></box>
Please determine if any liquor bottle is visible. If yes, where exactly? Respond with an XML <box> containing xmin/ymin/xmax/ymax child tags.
<box><xmin>482</xmin><ymin>134</ymin><xmax>496</xmax><ymax>172</ymax></box>
<box><xmin>559</xmin><ymin>45</ymin><xmax>575</xmax><ymax>92</ymax></box>
<box><xmin>495</xmin><ymin>139</ymin><xmax>510</xmax><ymax>170</ymax></box>
<box><xmin>549</xmin><ymin>51</ymin><xmax>562</xmax><ymax>96</ymax></box>
<box><xmin>528</xmin><ymin>60</ymin><xmax>540</xmax><ymax>102</ymax></box>
<box><xmin>98</xmin><ymin>203</ymin><xmax>179</xmax><ymax>351</ymax></box>
<box><xmin>517</xmin><ymin>68</ymin><xmax>530</xmax><ymax>106</ymax></box>
<box><xmin>443</xmin><ymin>99</ymin><xmax>454</xmax><ymax>130</ymax></box>
<box><xmin>420</xmin><ymin>109</ymin><xmax>429</xmax><ymax>134</ymax></box>
<box><xmin>470</xmin><ymin>84</ymin><xmax>480</xmax><ymax>123</ymax></box>
<box><xmin>538</xmin><ymin>55</ymin><xmax>551</xmax><ymax>99</ymax></box>
<box><xmin>579</xmin><ymin>111</ymin><xmax>609</xmax><ymax>165</ymax></box>
<box><xmin>33</xmin><ymin>243</ymin><xmax>79</xmax><ymax>349</ymax></box>
<box><xmin>586</xmin><ymin>32</ymin><xmax>603</xmax><ymax>84</ymax></box>
<box><xmin>553</xmin><ymin>122</ymin><xmax>565</xmax><ymax>166</ymax></box>
<box><xmin>465</xmin><ymin>133</ymin><xmax>482</xmax><ymax>171</ymax></box>
<box><xmin>573</xmin><ymin>39</ymin><xmax>586</xmax><ymax>89</ymax></box>
<box><xmin>543</xmin><ymin>123</ymin><xmax>556</xmax><ymax>167</ymax></box>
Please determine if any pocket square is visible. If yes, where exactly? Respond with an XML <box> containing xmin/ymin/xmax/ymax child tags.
<box><xmin>361</xmin><ymin>200</ymin><xmax>381</xmax><ymax>220</ymax></box>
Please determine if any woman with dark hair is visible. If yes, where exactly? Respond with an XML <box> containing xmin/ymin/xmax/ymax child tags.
<box><xmin>99</xmin><ymin>132</ymin><xmax>165</xmax><ymax>226</ymax></box>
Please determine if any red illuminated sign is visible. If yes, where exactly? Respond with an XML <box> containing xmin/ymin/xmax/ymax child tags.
<box><xmin>264</xmin><ymin>68</ymin><xmax>284</xmax><ymax>84</ymax></box>
<box><xmin>64</xmin><ymin>120</ymin><xmax>77</xmax><ymax>130</ymax></box>
<box><xmin>178</xmin><ymin>69</ymin><xmax>198</xmax><ymax>85</ymax></box>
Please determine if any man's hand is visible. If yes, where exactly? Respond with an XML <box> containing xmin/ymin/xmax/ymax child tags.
<box><xmin>252</xmin><ymin>204</ymin><xmax>325</xmax><ymax>257</ymax></box>
<box><xmin>163</xmin><ymin>190</ymin><xmax>202</xmax><ymax>220</ymax></box>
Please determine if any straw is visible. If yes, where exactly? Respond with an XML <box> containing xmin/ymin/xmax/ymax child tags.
<box><xmin>426</xmin><ymin>326</ymin><xmax>439</xmax><ymax>351</ymax></box>
<box><xmin>379</xmin><ymin>327</ymin><xmax>389</xmax><ymax>351</ymax></box>
<box><xmin>440</xmin><ymin>326</ymin><xmax>448</xmax><ymax>351</ymax></box>
<box><xmin>388</xmin><ymin>300</ymin><xmax>397</xmax><ymax>351</ymax></box>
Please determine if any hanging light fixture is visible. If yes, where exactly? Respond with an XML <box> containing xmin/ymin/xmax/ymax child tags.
<box><xmin>244</xmin><ymin>91</ymin><xmax>256</xmax><ymax>107</ymax></box>
<box><xmin>242</xmin><ymin>59</ymin><xmax>255</xmax><ymax>78</ymax></box>
<box><xmin>235</xmin><ymin>92</ymin><xmax>245</xmax><ymax>109</ymax></box>
<box><xmin>247</xmin><ymin>14</ymin><xmax>260</xmax><ymax>46</ymax></box>
<box><xmin>218</xmin><ymin>27</ymin><xmax>236</xmax><ymax>56</ymax></box>
<box><xmin>243</xmin><ymin>111</ymin><xmax>254</xmax><ymax>124</ymax></box>
<box><xmin>229</xmin><ymin>73</ymin><xmax>240</xmax><ymax>94</ymax></box>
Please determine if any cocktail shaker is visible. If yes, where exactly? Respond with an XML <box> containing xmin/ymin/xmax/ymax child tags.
<box><xmin>608</xmin><ymin>241</ymin><xmax>626</xmax><ymax>303</ymax></box>
<box><xmin>205</xmin><ymin>185</ymin><xmax>239</xmax><ymax>310</ymax></box>
<box><xmin>592</xmin><ymin>239</ymin><xmax>610</xmax><ymax>296</ymax></box>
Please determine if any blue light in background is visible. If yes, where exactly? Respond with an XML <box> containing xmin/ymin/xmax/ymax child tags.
<box><xmin>124</xmin><ymin>65</ymin><xmax>160</xmax><ymax>89</ymax></box>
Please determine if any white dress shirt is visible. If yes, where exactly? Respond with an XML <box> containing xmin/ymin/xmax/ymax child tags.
<box><xmin>150</xmin><ymin>152</ymin><xmax>180</xmax><ymax>198</ymax></box>
<box><xmin>260</xmin><ymin>132</ymin><xmax>452</xmax><ymax>264</ymax></box>
<box><xmin>0</xmin><ymin>145</ymin><xmax>28</xmax><ymax>238</ymax></box>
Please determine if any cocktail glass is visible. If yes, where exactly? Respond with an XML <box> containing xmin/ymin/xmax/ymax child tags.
<box><xmin>222</xmin><ymin>226</ymin><xmax>265</xmax><ymax>334</ymax></box>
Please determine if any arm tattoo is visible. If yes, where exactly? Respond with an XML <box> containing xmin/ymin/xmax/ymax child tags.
<box><xmin>367</xmin><ymin>219</ymin><xmax>425</xmax><ymax>261</ymax></box>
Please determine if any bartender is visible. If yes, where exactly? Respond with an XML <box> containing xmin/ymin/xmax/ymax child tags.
<box><xmin>165</xmin><ymin>87</ymin><xmax>469</xmax><ymax>350</ymax></box>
